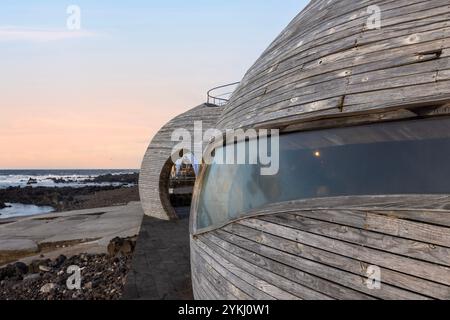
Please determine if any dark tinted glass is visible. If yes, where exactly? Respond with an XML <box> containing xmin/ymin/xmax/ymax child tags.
<box><xmin>195</xmin><ymin>118</ymin><xmax>450</xmax><ymax>232</ymax></box>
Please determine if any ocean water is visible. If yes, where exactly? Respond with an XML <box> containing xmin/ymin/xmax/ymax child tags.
<box><xmin>0</xmin><ymin>169</ymin><xmax>138</xmax><ymax>189</ymax></box>
<box><xmin>0</xmin><ymin>203</ymin><xmax>55</xmax><ymax>219</ymax></box>
<box><xmin>0</xmin><ymin>169</ymin><xmax>138</xmax><ymax>219</ymax></box>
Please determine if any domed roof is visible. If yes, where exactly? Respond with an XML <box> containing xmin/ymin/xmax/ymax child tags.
<box><xmin>217</xmin><ymin>0</ymin><xmax>450</xmax><ymax>130</ymax></box>
<box><xmin>139</xmin><ymin>104</ymin><xmax>222</xmax><ymax>220</ymax></box>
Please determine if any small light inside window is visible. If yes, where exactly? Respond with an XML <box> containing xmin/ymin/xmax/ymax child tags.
<box><xmin>314</xmin><ymin>151</ymin><xmax>321</xmax><ymax>158</ymax></box>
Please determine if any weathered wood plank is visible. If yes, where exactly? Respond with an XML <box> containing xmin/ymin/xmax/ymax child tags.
<box><xmin>193</xmin><ymin>237</ymin><xmax>296</xmax><ymax>300</ymax></box>
<box><xmin>224</xmin><ymin>223</ymin><xmax>450</xmax><ymax>300</ymax></box>
<box><xmin>207</xmin><ymin>229</ymin><xmax>428</xmax><ymax>300</ymax></box>
<box><xmin>238</xmin><ymin>218</ymin><xmax>450</xmax><ymax>286</ymax></box>
<box><xmin>208</xmin><ymin>231</ymin><xmax>379</xmax><ymax>300</ymax></box>
<box><xmin>205</xmin><ymin>231</ymin><xmax>373</xmax><ymax>300</ymax></box>
<box><xmin>217</xmin><ymin>0</ymin><xmax>450</xmax><ymax>131</ymax></box>
<box><xmin>191</xmin><ymin>249</ymin><xmax>242</xmax><ymax>300</ymax></box>
<box><xmin>189</xmin><ymin>0</ymin><xmax>450</xmax><ymax>301</ymax></box>
<box><xmin>191</xmin><ymin>240</ymin><xmax>274</xmax><ymax>300</ymax></box>
<box><xmin>197</xmin><ymin>235</ymin><xmax>326</xmax><ymax>300</ymax></box>
<box><xmin>243</xmin><ymin>0</ymin><xmax>449</xmax><ymax>84</ymax></box>
<box><xmin>280</xmin><ymin>211</ymin><xmax>450</xmax><ymax>265</ymax></box>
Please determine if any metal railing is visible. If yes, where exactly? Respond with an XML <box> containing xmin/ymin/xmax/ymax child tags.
<box><xmin>207</xmin><ymin>82</ymin><xmax>240</xmax><ymax>106</ymax></box>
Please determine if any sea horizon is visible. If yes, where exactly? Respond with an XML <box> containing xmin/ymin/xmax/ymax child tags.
<box><xmin>0</xmin><ymin>169</ymin><xmax>140</xmax><ymax>219</ymax></box>
<box><xmin>0</xmin><ymin>169</ymin><xmax>139</xmax><ymax>188</ymax></box>
<box><xmin>0</xmin><ymin>168</ymin><xmax>140</xmax><ymax>171</ymax></box>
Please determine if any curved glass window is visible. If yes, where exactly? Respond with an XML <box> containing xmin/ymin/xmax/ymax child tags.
<box><xmin>194</xmin><ymin>117</ymin><xmax>450</xmax><ymax>233</ymax></box>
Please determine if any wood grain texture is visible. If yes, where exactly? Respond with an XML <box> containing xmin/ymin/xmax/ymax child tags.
<box><xmin>189</xmin><ymin>0</ymin><xmax>450</xmax><ymax>301</ymax></box>
<box><xmin>216</xmin><ymin>0</ymin><xmax>450</xmax><ymax>131</ymax></box>
<box><xmin>191</xmin><ymin>195</ymin><xmax>450</xmax><ymax>300</ymax></box>
<box><xmin>139</xmin><ymin>104</ymin><xmax>222</xmax><ymax>220</ymax></box>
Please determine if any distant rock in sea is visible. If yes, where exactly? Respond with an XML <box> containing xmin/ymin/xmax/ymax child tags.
<box><xmin>26</xmin><ymin>178</ymin><xmax>37</xmax><ymax>185</ymax></box>
<box><xmin>45</xmin><ymin>177</ymin><xmax>77</xmax><ymax>184</ymax></box>
<box><xmin>0</xmin><ymin>202</ymin><xmax>11</xmax><ymax>209</ymax></box>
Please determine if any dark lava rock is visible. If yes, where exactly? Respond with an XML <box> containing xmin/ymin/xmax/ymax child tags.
<box><xmin>14</xmin><ymin>262</ymin><xmax>28</xmax><ymax>275</ymax></box>
<box><xmin>107</xmin><ymin>237</ymin><xmax>136</xmax><ymax>257</ymax></box>
<box><xmin>27</xmin><ymin>178</ymin><xmax>38</xmax><ymax>185</ymax></box>
<box><xmin>23</xmin><ymin>274</ymin><xmax>41</xmax><ymax>282</ymax></box>
<box><xmin>85</xmin><ymin>173</ymin><xmax>139</xmax><ymax>185</ymax></box>
<box><xmin>0</xmin><ymin>265</ymin><xmax>17</xmax><ymax>281</ymax></box>
<box><xmin>0</xmin><ymin>237</ymin><xmax>135</xmax><ymax>300</ymax></box>
<box><xmin>0</xmin><ymin>262</ymin><xmax>28</xmax><ymax>282</ymax></box>
<box><xmin>1</xmin><ymin>255</ymin><xmax>132</xmax><ymax>300</ymax></box>
<box><xmin>47</xmin><ymin>178</ymin><xmax>77</xmax><ymax>184</ymax></box>
<box><xmin>0</xmin><ymin>185</ymin><xmax>128</xmax><ymax>211</ymax></box>
<box><xmin>0</xmin><ymin>202</ymin><xmax>11</xmax><ymax>209</ymax></box>
<box><xmin>28</xmin><ymin>259</ymin><xmax>51</xmax><ymax>274</ymax></box>
<box><xmin>51</xmin><ymin>255</ymin><xmax>67</xmax><ymax>268</ymax></box>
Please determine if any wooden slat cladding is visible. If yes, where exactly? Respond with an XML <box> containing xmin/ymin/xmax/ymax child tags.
<box><xmin>191</xmin><ymin>196</ymin><xmax>450</xmax><ymax>300</ymax></box>
<box><xmin>139</xmin><ymin>104</ymin><xmax>222</xmax><ymax>220</ymax></box>
<box><xmin>216</xmin><ymin>0</ymin><xmax>450</xmax><ymax>131</ymax></box>
<box><xmin>190</xmin><ymin>0</ymin><xmax>450</xmax><ymax>301</ymax></box>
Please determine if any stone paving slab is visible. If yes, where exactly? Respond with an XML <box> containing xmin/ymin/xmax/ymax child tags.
<box><xmin>0</xmin><ymin>239</ymin><xmax>38</xmax><ymax>253</ymax></box>
<box><xmin>0</xmin><ymin>202</ymin><xmax>143</xmax><ymax>245</ymax></box>
<box><xmin>122</xmin><ymin>215</ymin><xmax>193</xmax><ymax>300</ymax></box>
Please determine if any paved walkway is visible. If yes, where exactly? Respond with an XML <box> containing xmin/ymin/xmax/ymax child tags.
<box><xmin>122</xmin><ymin>214</ymin><xmax>193</xmax><ymax>300</ymax></box>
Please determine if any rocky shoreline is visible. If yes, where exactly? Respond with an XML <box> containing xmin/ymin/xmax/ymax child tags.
<box><xmin>85</xmin><ymin>173</ymin><xmax>139</xmax><ymax>184</ymax></box>
<box><xmin>0</xmin><ymin>185</ymin><xmax>140</xmax><ymax>213</ymax></box>
<box><xmin>0</xmin><ymin>237</ymin><xmax>136</xmax><ymax>300</ymax></box>
<box><xmin>47</xmin><ymin>172</ymin><xmax>139</xmax><ymax>185</ymax></box>
<box><xmin>0</xmin><ymin>173</ymin><xmax>140</xmax><ymax>214</ymax></box>
<box><xmin>0</xmin><ymin>173</ymin><xmax>143</xmax><ymax>300</ymax></box>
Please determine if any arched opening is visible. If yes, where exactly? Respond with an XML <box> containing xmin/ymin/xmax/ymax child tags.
<box><xmin>159</xmin><ymin>150</ymin><xmax>199</xmax><ymax>220</ymax></box>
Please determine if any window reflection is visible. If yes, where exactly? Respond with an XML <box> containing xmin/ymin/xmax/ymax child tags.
<box><xmin>195</xmin><ymin>118</ymin><xmax>450</xmax><ymax>232</ymax></box>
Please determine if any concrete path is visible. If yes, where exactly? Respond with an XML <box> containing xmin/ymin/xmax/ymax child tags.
<box><xmin>122</xmin><ymin>215</ymin><xmax>193</xmax><ymax>300</ymax></box>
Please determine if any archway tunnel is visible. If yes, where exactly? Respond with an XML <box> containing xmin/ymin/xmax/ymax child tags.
<box><xmin>159</xmin><ymin>151</ymin><xmax>199</xmax><ymax>220</ymax></box>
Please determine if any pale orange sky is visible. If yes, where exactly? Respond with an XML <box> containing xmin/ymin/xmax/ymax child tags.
<box><xmin>0</xmin><ymin>1</ymin><xmax>304</xmax><ymax>169</ymax></box>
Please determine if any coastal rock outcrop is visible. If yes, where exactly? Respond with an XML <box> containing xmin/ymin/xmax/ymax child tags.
<box><xmin>0</xmin><ymin>185</ymin><xmax>139</xmax><ymax>212</ymax></box>
<box><xmin>85</xmin><ymin>173</ymin><xmax>139</xmax><ymax>185</ymax></box>
<box><xmin>26</xmin><ymin>178</ymin><xmax>37</xmax><ymax>185</ymax></box>
<box><xmin>0</xmin><ymin>262</ymin><xmax>29</xmax><ymax>282</ymax></box>
<box><xmin>0</xmin><ymin>202</ymin><xmax>10</xmax><ymax>210</ymax></box>
<box><xmin>107</xmin><ymin>236</ymin><xmax>136</xmax><ymax>257</ymax></box>
<box><xmin>47</xmin><ymin>177</ymin><xmax>77</xmax><ymax>184</ymax></box>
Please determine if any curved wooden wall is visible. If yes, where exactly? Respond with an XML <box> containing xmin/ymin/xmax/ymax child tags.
<box><xmin>139</xmin><ymin>104</ymin><xmax>222</xmax><ymax>220</ymax></box>
<box><xmin>217</xmin><ymin>0</ymin><xmax>450</xmax><ymax>131</ymax></box>
<box><xmin>191</xmin><ymin>195</ymin><xmax>450</xmax><ymax>300</ymax></box>
<box><xmin>191</xmin><ymin>0</ymin><xmax>450</xmax><ymax>299</ymax></box>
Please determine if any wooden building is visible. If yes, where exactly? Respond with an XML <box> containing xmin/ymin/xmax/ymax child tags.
<box><xmin>139</xmin><ymin>104</ymin><xmax>222</xmax><ymax>220</ymax></box>
<box><xmin>189</xmin><ymin>0</ymin><xmax>450</xmax><ymax>300</ymax></box>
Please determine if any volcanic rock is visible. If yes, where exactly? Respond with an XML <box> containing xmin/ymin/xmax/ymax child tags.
<box><xmin>107</xmin><ymin>237</ymin><xmax>136</xmax><ymax>257</ymax></box>
<box><xmin>27</xmin><ymin>178</ymin><xmax>38</xmax><ymax>185</ymax></box>
<box><xmin>40</xmin><ymin>283</ymin><xmax>56</xmax><ymax>294</ymax></box>
<box><xmin>0</xmin><ymin>202</ymin><xmax>11</xmax><ymax>209</ymax></box>
<box><xmin>0</xmin><ymin>237</ymin><xmax>136</xmax><ymax>300</ymax></box>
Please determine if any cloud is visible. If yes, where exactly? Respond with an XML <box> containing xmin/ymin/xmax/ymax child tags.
<box><xmin>0</xmin><ymin>26</ymin><xmax>97</xmax><ymax>42</ymax></box>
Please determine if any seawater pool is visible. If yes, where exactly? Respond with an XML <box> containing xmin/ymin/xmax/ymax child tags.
<box><xmin>0</xmin><ymin>203</ymin><xmax>54</xmax><ymax>219</ymax></box>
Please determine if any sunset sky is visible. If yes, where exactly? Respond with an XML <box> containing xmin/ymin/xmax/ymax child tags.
<box><xmin>0</xmin><ymin>0</ymin><xmax>307</xmax><ymax>169</ymax></box>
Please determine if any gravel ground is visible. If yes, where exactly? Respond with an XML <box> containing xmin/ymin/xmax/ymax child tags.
<box><xmin>0</xmin><ymin>238</ymin><xmax>136</xmax><ymax>300</ymax></box>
